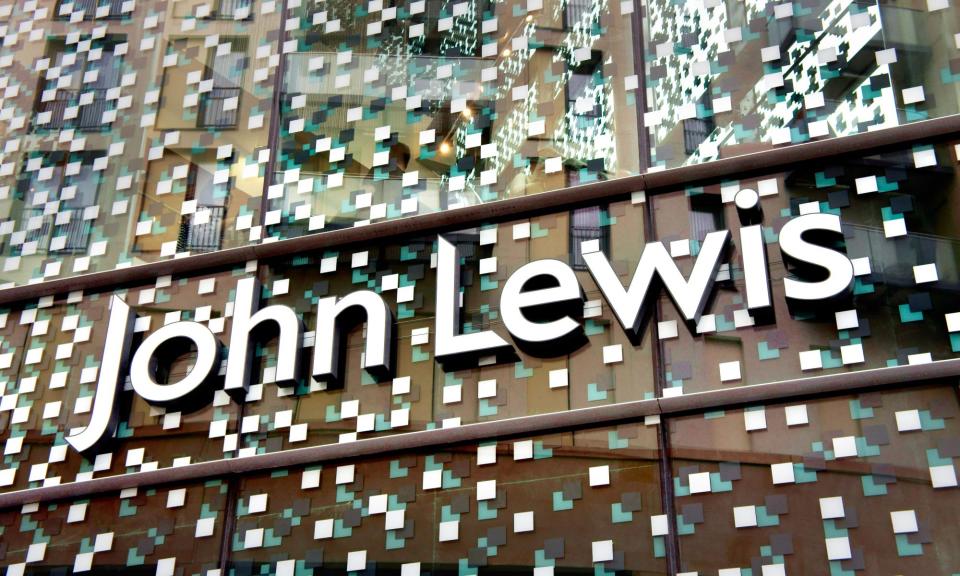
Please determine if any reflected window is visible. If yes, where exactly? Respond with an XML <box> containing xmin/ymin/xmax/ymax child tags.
<box><xmin>179</xmin><ymin>162</ymin><xmax>228</xmax><ymax>253</ymax></box>
<box><xmin>209</xmin><ymin>0</ymin><xmax>254</xmax><ymax>20</ymax></box>
<box><xmin>689</xmin><ymin>193</ymin><xmax>723</xmax><ymax>242</ymax></box>
<box><xmin>199</xmin><ymin>38</ymin><xmax>247</xmax><ymax>129</ymax></box>
<box><xmin>34</xmin><ymin>37</ymin><xmax>123</xmax><ymax>132</ymax></box>
<box><xmin>682</xmin><ymin>87</ymin><xmax>716</xmax><ymax>155</ymax></box>
<box><xmin>570</xmin><ymin>205</ymin><xmax>609</xmax><ymax>269</ymax></box>
<box><xmin>565</xmin><ymin>0</ymin><xmax>593</xmax><ymax>28</ymax></box>
<box><xmin>13</xmin><ymin>153</ymin><xmax>100</xmax><ymax>255</ymax></box>
<box><xmin>567</xmin><ymin>50</ymin><xmax>603</xmax><ymax>120</ymax></box>
<box><xmin>55</xmin><ymin>0</ymin><xmax>125</xmax><ymax>21</ymax></box>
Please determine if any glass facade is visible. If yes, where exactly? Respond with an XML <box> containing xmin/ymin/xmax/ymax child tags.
<box><xmin>0</xmin><ymin>1</ymin><xmax>959</xmax><ymax>576</ymax></box>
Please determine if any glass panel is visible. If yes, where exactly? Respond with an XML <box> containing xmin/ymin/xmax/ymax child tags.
<box><xmin>245</xmin><ymin>197</ymin><xmax>652</xmax><ymax>452</ymax></box>
<box><xmin>0</xmin><ymin>268</ymin><xmax>244</xmax><ymax>493</ymax></box>
<box><xmin>642</xmin><ymin>0</ymin><xmax>960</xmax><ymax>169</ymax></box>
<box><xmin>228</xmin><ymin>422</ymin><xmax>665</xmax><ymax>574</ymax></box>
<box><xmin>0</xmin><ymin>196</ymin><xmax>651</xmax><ymax>493</ymax></box>
<box><xmin>652</xmin><ymin>139</ymin><xmax>960</xmax><ymax>393</ymax></box>
<box><xmin>0</xmin><ymin>479</ymin><xmax>226</xmax><ymax>574</ymax></box>
<box><xmin>266</xmin><ymin>0</ymin><xmax>642</xmax><ymax>236</ymax></box>
<box><xmin>669</xmin><ymin>383</ymin><xmax>960</xmax><ymax>574</ymax></box>
<box><xmin>0</xmin><ymin>4</ymin><xmax>279</xmax><ymax>287</ymax></box>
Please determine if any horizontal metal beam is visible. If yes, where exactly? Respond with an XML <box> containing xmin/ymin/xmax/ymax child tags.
<box><xmin>1</xmin><ymin>115</ymin><xmax>960</xmax><ymax>306</ymax></box>
<box><xmin>1</xmin><ymin>358</ymin><xmax>957</xmax><ymax>508</ymax></box>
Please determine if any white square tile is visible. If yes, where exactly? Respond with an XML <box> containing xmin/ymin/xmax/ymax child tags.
<box><xmin>195</xmin><ymin>517</ymin><xmax>216</xmax><ymax>538</ymax></box>
<box><xmin>439</xmin><ymin>520</ymin><xmax>459</xmax><ymax>542</ymax></box>
<box><xmin>832</xmin><ymin>436</ymin><xmax>858</xmax><ymax>458</ymax></box>
<box><xmin>657</xmin><ymin>320</ymin><xmax>678</xmax><ymax>339</ymax></box>
<box><xmin>819</xmin><ymin>496</ymin><xmax>845</xmax><ymax>519</ymax></box>
<box><xmin>549</xmin><ymin>369</ymin><xmax>568</xmax><ymax>389</ymax></box>
<box><xmin>589</xmin><ymin>465</ymin><xmax>610</xmax><ymax>487</ymax></box>
<box><xmin>314</xmin><ymin>519</ymin><xmax>334</xmax><ymax>539</ymax></box>
<box><xmin>392</xmin><ymin>376</ymin><xmax>411</xmax><ymax>395</ymax></box>
<box><xmin>591</xmin><ymin>540</ymin><xmax>614</xmax><ymax>562</ymax></box>
<box><xmin>930</xmin><ymin>464</ymin><xmax>958</xmax><ymax>488</ymax></box>
<box><xmin>336</xmin><ymin>465</ymin><xmax>355</xmax><ymax>485</ymax></box>
<box><xmin>771</xmin><ymin>462</ymin><xmax>795</xmax><ymax>484</ymax></box>
<box><xmin>244</xmin><ymin>528</ymin><xmax>264</xmax><ymax>549</ymax></box>
<box><xmin>443</xmin><ymin>384</ymin><xmax>462</xmax><ymax>404</ymax></box>
<box><xmin>946</xmin><ymin>312</ymin><xmax>960</xmax><ymax>332</ymax></box>
<box><xmin>825</xmin><ymin>536</ymin><xmax>851</xmax><ymax>560</ymax></box>
<box><xmin>385</xmin><ymin>509</ymin><xmax>405</xmax><ymax>530</ymax></box>
<box><xmin>346</xmin><ymin>550</ymin><xmax>367</xmax><ymax>571</ymax></box>
<box><xmin>602</xmin><ymin>345</ymin><xmax>623</xmax><ymax>364</ymax></box>
<box><xmin>913</xmin><ymin>263</ymin><xmax>938</xmax><ymax>284</ymax></box>
<box><xmin>895</xmin><ymin>410</ymin><xmax>922</xmax><ymax>432</ymax></box>
<box><xmin>799</xmin><ymin>350</ymin><xmax>823</xmax><ymax>371</ymax></box>
<box><xmin>514</xmin><ymin>440</ymin><xmax>533</xmax><ymax>460</ymax></box>
<box><xmin>785</xmin><ymin>404</ymin><xmax>808</xmax><ymax>426</ymax></box>
<box><xmin>761</xmin><ymin>564</ymin><xmax>785</xmax><ymax>576</ymax></box>
<box><xmin>476</xmin><ymin>479</ymin><xmax>497</xmax><ymax>501</ymax></box>
<box><xmin>884</xmin><ymin>217</ymin><xmax>907</xmax><ymax>238</ymax></box>
<box><xmin>514</xmin><ymin>511</ymin><xmax>534</xmax><ymax>533</ymax></box>
<box><xmin>719</xmin><ymin>361</ymin><xmax>741</xmax><ymax>382</ymax></box>
<box><xmin>368</xmin><ymin>494</ymin><xmax>388</xmax><ymax>514</ymax></box>
<box><xmin>733</xmin><ymin>505</ymin><xmax>757</xmax><ymax>528</ymax></box>
<box><xmin>247</xmin><ymin>493</ymin><xmax>268</xmax><ymax>514</ymax></box>
<box><xmin>477</xmin><ymin>379</ymin><xmax>497</xmax><ymax>399</ymax></box>
<box><xmin>166</xmin><ymin>488</ymin><xmax>186</xmax><ymax>508</ymax></box>
<box><xmin>890</xmin><ymin>510</ymin><xmax>918</xmax><ymax>533</ymax></box>
<box><xmin>276</xmin><ymin>559</ymin><xmax>296</xmax><ymax>576</ymax></box>
<box><xmin>156</xmin><ymin>558</ymin><xmax>176</xmax><ymax>576</ymax></box>
<box><xmin>744</xmin><ymin>408</ymin><xmax>767</xmax><ymax>431</ymax></box>
<box><xmin>840</xmin><ymin>344</ymin><xmax>864</xmax><ymax>365</ymax></box>
<box><xmin>423</xmin><ymin>469</ymin><xmax>443</xmax><ymax>490</ymax></box>
<box><xmin>688</xmin><ymin>471</ymin><xmax>712</xmax><ymax>494</ymax></box>
<box><xmin>650</xmin><ymin>514</ymin><xmax>669</xmax><ymax>536</ymax></box>
<box><xmin>477</xmin><ymin>443</ymin><xmax>497</xmax><ymax>465</ymax></box>
<box><xmin>835</xmin><ymin>309</ymin><xmax>859</xmax><ymax>330</ymax></box>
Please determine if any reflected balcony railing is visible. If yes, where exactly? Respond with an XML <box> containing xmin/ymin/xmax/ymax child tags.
<box><xmin>198</xmin><ymin>87</ymin><xmax>240</xmax><ymax>129</ymax></box>
<box><xmin>179</xmin><ymin>205</ymin><xmax>226</xmax><ymax>253</ymax></box>
<box><xmin>35</xmin><ymin>89</ymin><xmax>110</xmax><ymax>132</ymax></box>
<box><xmin>58</xmin><ymin>217</ymin><xmax>91</xmax><ymax>253</ymax></box>
<box><xmin>18</xmin><ymin>211</ymin><xmax>90</xmax><ymax>254</ymax></box>
<box><xmin>214</xmin><ymin>0</ymin><xmax>253</xmax><ymax>19</ymax></box>
<box><xmin>56</xmin><ymin>0</ymin><xmax>125</xmax><ymax>20</ymax></box>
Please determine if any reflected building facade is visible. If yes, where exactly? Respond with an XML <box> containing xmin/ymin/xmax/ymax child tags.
<box><xmin>0</xmin><ymin>1</ymin><xmax>959</xmax><ymax>575</ymax></box>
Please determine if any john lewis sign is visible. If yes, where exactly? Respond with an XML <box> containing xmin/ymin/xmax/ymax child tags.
<box><xmin>67</xmin><ymin>211</ymin><xmax>855</xmax><ymax>455</ymax></box>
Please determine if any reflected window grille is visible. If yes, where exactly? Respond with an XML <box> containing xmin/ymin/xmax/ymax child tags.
<box><xmin>178</xmin><ymin>163</ymin><xmax>228</xmax><ymax>253</ymax></box>
<box><xmin>682</xmin><ymin>116</ymin><xmax>716</xmax><ymax>155</ymax></box>
<box><xmin>213</xmin><ymin>0</ymin><xmax>253</xmax><ymax>19</ymax></box>
<box><xmin>199</xmin><ymin>87</ymin><xmax>242</xmax><ymax>128</ymax></box>
<box><xmin>34</xmin><ymin>39</ymin><xmax>121</xmax><ymax>132</ymax></box>
<box><xmin>56</xmin><ymin>0</ymin><xmax>125</xmax><ymax>20</ymax></box>
<box><xmin>13</xmin><ymin>154</ymin><xmax>99</xmax><ymax>255</ymax></box>
<box><xmin>689</xmin><ymin>193</ymin><xmax>724</xmax><ymax>242</ymax></box>
<box><xmin>567</xmin><ymin>50</ymin><xmax>603</xmax><ymax>120</ymax></box>
<box><xmin>179</xmin><ymin>206</ymin><xmax>226</xmax><ymax>253</ymax></box>
<box><xmin>198</xmin><ymin>39</ymin><xmax>247</xmax><ymax>129</ymax></box>
<box><xmin>565</xmin><ymin>0</ymin><xmax>593</xmax><ymax>28</ymax></box>
<box><xmin>570</xmin><ymin>205</ymin><xmax>609</xmax><ymax>270</ymax></box>
<box><xmin>682</xmin><ymin>84</ymin><xmax>716</xmax><ymax>155</ymax></box>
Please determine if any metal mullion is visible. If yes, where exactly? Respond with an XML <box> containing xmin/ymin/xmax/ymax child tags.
<box><xmin>258</xmin><ymin>0</ymin><xmax>290</xmax><ymax>231</ymax></box>
<box><xmin>630</xmin><ymin>3</ymin><xmax>682</xmax><ymax>568</ymax></box>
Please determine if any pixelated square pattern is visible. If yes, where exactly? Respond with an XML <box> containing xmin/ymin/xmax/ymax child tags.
<box><xmin>654</xmin><ymin>141</ymin><xmax>960</xmax><ymax>394</ymax></box>
<box><xmin>669</xmin><ymin>384</ymin><xmax>960</xmax><ymax>575</ymax></box>
<box><xmin>642</xmin><ymin>0</ymin><xmax>960</xmax><ymax>169</ymax></box>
